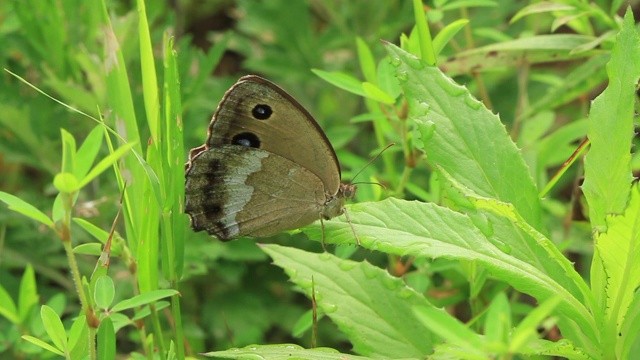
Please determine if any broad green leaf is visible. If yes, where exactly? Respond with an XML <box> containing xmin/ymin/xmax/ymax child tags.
<box><xmin>203</xmin><ymin>344</ymin><xmax>368</xmax><ymax>359</ymax></box>
<box><xmin>41</xmin><ymin>305</ymin><xmax>68</xmax><ymax>353</ymax></box>
<box><xmin>0</xmin><ymin>285</ymin><xmax>19</xmax><ymax>324</ymax></box>
<box><xmin>0</xmin><ymin>192</ymin><xmax>53</xmax><ymax>227</ymax></box>
<box><xmin>382</xmin><ymin>45</ymin><xmax>595</xmax><ymax>317</ymax></box>
<box><xmin>384</xmin><ymin>43</ymin><xmax>541</xmax><ymax>228</ymax></box>
<box><xmin>594</xmin><ymin>183</ymin><xmax>640</xmax><ymax>357</ymax></box>
<box><xmin>582</xmin><ymin>9</ymin><xmax>639</xmax><ymax>231</ymax></box>
<box><xmin>262</xmin><ymin>244</ymin><xmax>436</xmax><ymax>358</ymax></box>
<box><xmin>94</xmin><ymin>276</ymin><xmax>115</xmax><ymax>310</ymax></box>
<box><xmin>111</xmin><ymin>289</ymin><xmax>179</xmax><ymax>312</ymax></box>
<box><xmin>18</xmin><ymin>264</ymin><xmax>38</xmax><ymax>323</ymax></box>
<box><xmin>97</xmin><ymin>316</ymin><xmax>116</xmax><ymax>360</ymax></box>
<box><xmin>619</xmin><ymin>289</ymin><xmax>640</xmax><ymax>359</ymax></box>
<box><xmin>303</xmin><ymin>198</ymin><xmax>598</xmax><ymax>358</ymax></box>
<box><xmin>21</xmin><ymin>335</ymin><xmax>64</xmax><ymax>356</ymax></box>
<box><xmin>312</xmin><ymin>69</ymin><xmax>366</xmax><ymax>97</ymax></box>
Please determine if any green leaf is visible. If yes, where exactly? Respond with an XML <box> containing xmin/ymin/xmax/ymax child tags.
<box><xmin>510</xmin><ymin>1</ymin><xmax>576</xmax><ymax>24</ymax></box>
<box><xmin>0</xmin><ymin>191</ymin><xmax>54</xmax><ymax>228</ymax></box>
<box><xmin>377</xmin><ymin>58</ymin><xmax>402</xmax><ymax>100</ymax></box>
<box><xmin>356</xmin><ymin>37</ymin><xmax>377</xmax><ymax>83</ymax></box>
<box><xmin>53</xmin><ymin>172</ymin><xmax>80</xmax><ymax>194</ymax></box>
<box><xmin>311</xmin><ymin>69</ymin><xmax>366</xmax><ymax>97</ymax></box>
<box><xmin>593</xmin><ymin>183</ymin><xmax>640</xmax><ymax>357</ymax></box>
<box><xmin>21</xmin><ymin>335</ymin><xmax>65</xmax><ymax>356</ymax></box>
<box><xmin>73</xmin><ymin>218</ymin><xmax>109</xmax><ymax>243</ymax></box>
<box><xmin>97</xmin><ymin>316</ymin><xmax>116</xmax><ymax>360</ymax></box>
<box><xmin>41</xmin><ymin>305</ymin><xmax>68</xmax><ymax>353</ymax></box>
<box><xmin>75</xmin><ymin>125</ymin><xmax>104</xmax><ymax>180</ymax></box>
<box><xmin>203</xmin><ymin>344</ymin><xmax>368</xmax><ymax>359</ymax></box>
<box><xmin>510</xmin><ymin>295</ymin><xmax>562</xmax><ymax>351</ymax></box>
<box><xmin>78</xmin><ymin>141</ymin><xmax>136</xmax><ymax>189</ymax></box>
<box><xmin>582</xmin><ymin>9</ymin><xmax>639</xmax><ymax>231</ymax></box>
<box><xmin>303</xmin><ymin>198</ymin><xmax>598</xmax><ymax>358</ymax></box>
<box><xmin>18</xmin><ymin>264</ymin><xmax>38</xmax><ymax>324</ymax></box>
<box><xmin>67</xmin><ymin>315</ymin><xmax>88</xmax><ymax>357</ymax></box>
<box><xmin>440</xmin><ymin>0</ymin><xmax>497</xmax><ymax>11</ymax></box>
<box><xmin>73</xmin><ymin>243</ymin><xmax>103</xmax><ymax>256</ymax></box>
<box><xmin>362</xmin><ymin>82</ymin><xmax>395</xmax><ymax>104</ymax></box>
<box><xmin>0</xmin><ymin>284</ymin><xmax>19</xmax><ymax>324</ymax></box>
<box><xmin>94</xmin><ymin>276</ymin><xmax>115</xmax><ymax>310</ymax></box>
<box><xmin>440</xmin><ymin>34</ymin><xmax>598</xmax><ymax>76</ymax></box>
<box><xmin>412</xmin><ymin>0</ymin><xmax>435</xmax><ymax>64</ymax></box>
<box><xmin>619</xmin><ymin>289</ymin><xmax>640</xmax><ymax>359</ymax></box>
<box><xmin>60</xmin><ymin>128</ymin><xmax>76</xmax><ymax>175</ymax></box>
<box><xmin>432</xmin><ymin>19</ymin><xmax>469</xmax><ymax>55</ymax></box>
<box><xmin>111</xmin><ymin>289</ymin><xmax>179</xmax><ymax>312</ymax></box>
<box><xmin>413</xmin><ymin>305</ymin><xmax>483</xmax><ymax>354</ymax></box>
<box><xmin>484</xmin><ymin>293</ymin><xmax>511</xmax><ymax>345</ymax></box>
<box><xmin>384</xmin><ymin>43</ymin><xmax>542</xmax><ymax>228</ymax></box>
<box><xmin>262</xmin><ymin>244</ymin><xmax>436</xmax><ymax>358</ymax></box>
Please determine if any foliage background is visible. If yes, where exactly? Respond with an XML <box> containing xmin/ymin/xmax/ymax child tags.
<box><xmin>0</xmin><ymin>0</ymin><xmax>639</xmax><ymax>359</ymax></box>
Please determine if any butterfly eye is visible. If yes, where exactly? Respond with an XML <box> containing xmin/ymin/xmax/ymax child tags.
<box><xmin>232</xmin><ymin>132</ymin><xmax>261</xmax><ymax>148</ymax></box>
<box><xmin>252</xmin><ymin>104</ymin><xmax>272</xmax><ymax>120</ymax></box>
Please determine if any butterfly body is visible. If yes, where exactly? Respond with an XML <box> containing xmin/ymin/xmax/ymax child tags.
<box><xmin>185</xmin><ymin>76</ymin><xmax>355</xmax><ymax>240</ymax></box>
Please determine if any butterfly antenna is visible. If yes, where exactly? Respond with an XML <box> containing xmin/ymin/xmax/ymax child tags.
<box><xmin>350</xmin><ymin>143</ymin><xmax>395</xmax><ymax>182</ymax></box>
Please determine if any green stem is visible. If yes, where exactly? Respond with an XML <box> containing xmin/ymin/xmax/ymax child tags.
<box><xmin>62</xmin><ymin>230</ymin><xmax>96</xmax><ymax>360</ymax></box>
<box><xmin>171</xmin><ymin>282</ymin><xmax>185</xmax><ymax>358</ymax></box>
<box><xmin>395</xmin><ymin>166</ymin><xmax>413</xmax><ymax>197</ymax></box>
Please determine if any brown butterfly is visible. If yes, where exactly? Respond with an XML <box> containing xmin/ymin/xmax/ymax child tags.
<box><xmin>185</xmin><ymin>76</ymin><xmax>358</xmax><ymax>244</ymax></box>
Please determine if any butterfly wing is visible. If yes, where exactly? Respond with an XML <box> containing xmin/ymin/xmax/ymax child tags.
<box><xmin>205</xmin><ymin>75</ymin><xmax>342</xmax><ymax>196</ymax></box>
<box><xmin>185</xmin><ymin>145</ymin><xmax>328</xmax><ymax>240</ymax></box>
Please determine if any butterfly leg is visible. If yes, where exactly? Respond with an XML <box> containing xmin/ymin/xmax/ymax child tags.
<box><xmin>319</xmin><ymin>214</ymin><xmax>328</xmax><ymax>252</ymax></box>
<box><xmin>342</xmin><ymin>208</ymin><xmax>361</xmax><ymax>246</ymax></box>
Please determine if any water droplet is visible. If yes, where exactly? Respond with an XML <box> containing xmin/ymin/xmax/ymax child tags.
<box><xmin>322</xmin><ymin>303</ymin><xmax>338</xmax><ymax>313</ymax></box>
<box><xmin>339</xmin><ymin>262</ymin><xmax>357</xmax><ymax>271</ymax></box>
<box><xmin>381</xmin><ymin>275</ymin><xmax>399</xmax><ymax>290</ymax></box>
<box><xmin>436</xmin><ymin>76</ymin><xmax>465</xmax><ymax>96</ymax></box>
<box><xmin>419</xmin><ymin>120</ymin><xmax>436</xmax><ymax>140</ymax></box>
<box><xmin>390</xmin><ymin>57</ymin><xmax>402</xmax><ymax>67</ymax></box>
<box><xmin>464</xmin><ymin>95</ymin><xmax>482</xmax><ymax>110</ymax></box>
<box><xmin>319</xmin><ymin>252</ymin><xmax>332</xmax><ymax>261</ymax></box>
<box><xmin>489</xmin><ymin>238</ymin><xmax>512</xmax><ymax>254</ymax></box>
<box><xmin>363</xmin><ymin>265</ymin><xmax>378</xmax><ymax>279</ymax></box>
<box><xmin>396</xmin><ymin>71</ymin><xmax>408</xmax><ymax>83</ymax></box>
<box><xmin>297</xmin><ymin>277</ymin><xmax>312</xmax><ymax>288</ymax></box>
<box><xmin>396</xmin><ymin>288</ymin><xmax>414</xmax><ymax>299</ymax></box>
